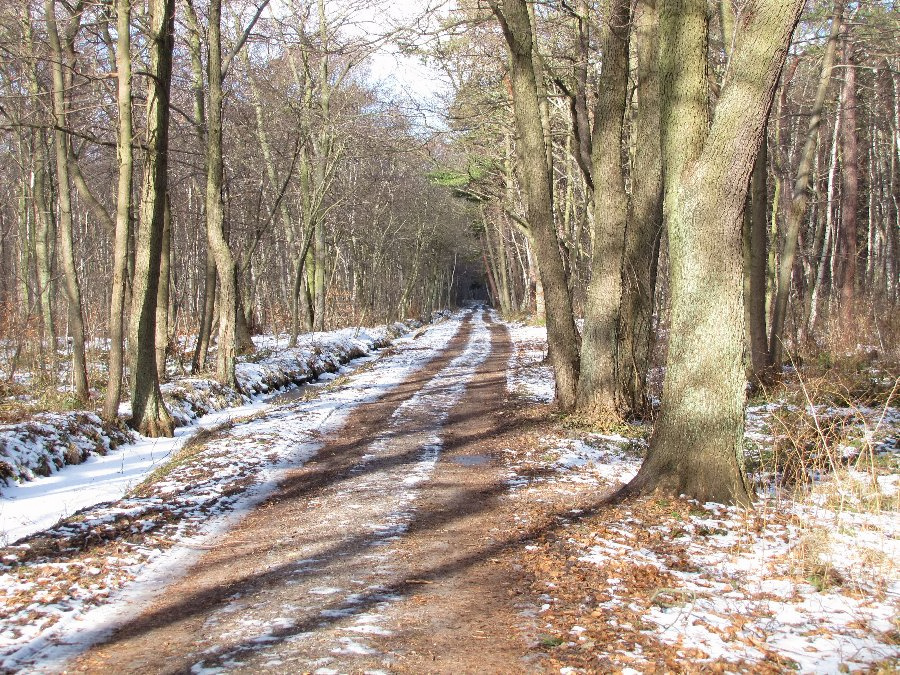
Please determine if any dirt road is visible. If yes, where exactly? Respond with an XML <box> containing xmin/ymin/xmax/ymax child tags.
<box><xmin>69</xmin><ymin>309</ymin><xmax>541</xmax><ymax>674</ymax></box>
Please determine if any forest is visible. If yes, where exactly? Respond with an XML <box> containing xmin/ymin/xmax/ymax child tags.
<box><xmin>0</xmin><ymin>0</ymin><xmax>898</xmax><ymax>671</ymax></box>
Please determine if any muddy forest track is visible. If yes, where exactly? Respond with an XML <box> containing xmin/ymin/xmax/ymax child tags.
<box><xmin>69</xmin><ymin>310</ymin><xmax>541</xmax><ymax>674</ymax></box>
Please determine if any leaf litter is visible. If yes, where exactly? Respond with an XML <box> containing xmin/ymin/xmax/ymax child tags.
<box><xmin>503</xmin><ymin>324</ymin><xmax>899</xmax><ymax>673</ymax></box>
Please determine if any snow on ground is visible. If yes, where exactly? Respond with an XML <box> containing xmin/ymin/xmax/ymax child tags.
<box><xmin>506</xmin><ymin>322</ymin><xmax>554</xmax><ymax>403</ymax></box>
<box><xmin>636</xmin><ymin>499</ymin><xmax>899</xmax><ymax>672</ymax></box>
<box><xmin>502</xmin><ymin>328</ymin><xmax>900</xmax><ymax>673</ymax></box>
<box><xmin>0</xmin><ymin>313</ymin><xmax>465</xmax><ymax>670</ymax></box>
<box><xmin>0</xmin><ymin>321</ymin><xmax>424</xmax><ymax>544</ymax></box>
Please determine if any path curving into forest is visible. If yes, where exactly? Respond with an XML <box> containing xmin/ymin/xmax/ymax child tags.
<box><xmin>67</xmin><ymin>309</ymin><xmax>540</xmax><ymax>674</ymax></box>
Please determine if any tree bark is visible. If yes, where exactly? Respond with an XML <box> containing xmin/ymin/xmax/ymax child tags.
<box><xmin>491</xmin><ymin>0</ymin><xmax>581</xmax><ymax>411</ymax></box>
<box><xmin>313</xmin><ymin>215</ymin><xmax>327</xmax><ymax>331</ymax></box>
<box><xmin>577</xmin><ymin>0</ymin><xmax>631</xmax><ymax>422</ymax></box>
<box><xmin>184</xmin><ymin>2</ymin><xmax>215</xmax><ymax>375</ymax></box>
<box><xmin>33</xmin><ymin>139</ymin><xmax>56</xmax><ymax>353</ymax></box>
<box><xmin>746</xmin><ymin>135</ymin><xmax>771</xmax><ymax>379</ymax></box>
<box><xmin>45</xmin><ymin>0</ymin><xmax>89</xmax><ymax>402</ymax></box>
<box><xmin>21</xmin><ymin>15</ymin><xmax>56</xmax><ymax>352</ymax></box>
<box><xmin>494</xmin><ymin>220</ymin><xmax>513</xmax><ymax>314</ymax></box>
<box><xmin>835</xmin><ymin>40</ymin><xmax>858</xmax><ymax>317</ymax></box>
<box><xmin>206</xmin><ymin>0</ymin><xmax>241</xmax><ymax>389</ymax></box>
<box><xmin>103</xmin><ymin>0</ymin><xmax>134</xmax><ymax>420</ymax></box>
<box><xmin>617</xmin><ymin>0</ymin><xmax>663</xmax><ymax>417</ymax></box>
<box><xmin>621</xmin><ymin>0</ymin><xmax>803</xmax><ymax>505</ymax></box>
<box><xmin>155</xmin><ymin>195</ymin><xmax>172</xmax><ymax>381</ymax></box>
<box><xmin>192</xmin><ymin>253</ymin><xmax>216</xmax><ymax>373</ymax></box>
<box><xmin>128</xmin><ymin>0</ymin><xmax>176</xmax><ymax>437</ymax></box>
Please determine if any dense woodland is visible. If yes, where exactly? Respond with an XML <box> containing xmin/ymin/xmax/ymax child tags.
<box><xmin>0</xmin><ymin>0</ymin><xmax>897</xmax><ymax>503</ymax></box>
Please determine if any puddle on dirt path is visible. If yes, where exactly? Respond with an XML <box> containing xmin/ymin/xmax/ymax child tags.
<box><xmin>449</xmin><ymin>454</ymin><xmax>492</xmax><ymax>467</ymax></box>
<box><xmin>272</xmin><ymin>381</ymin><xmax>323</xmax><ymax>404</ymax></box>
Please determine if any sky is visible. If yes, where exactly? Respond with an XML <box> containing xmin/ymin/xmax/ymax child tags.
<box><xmin>258</xmin><ymin>0</ymin><xmax>454</xmax><ymax>128</ymax></box>
<box><xmin>354</xmin><ymin>0</ymin><xmax>453</xmax><ymax>109</ymax></box>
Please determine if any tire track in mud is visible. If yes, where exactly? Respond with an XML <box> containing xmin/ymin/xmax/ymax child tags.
<box><xmin>68</xmin><ymin>309</ymin><xmax>533</xmax><ymax>674</ymax></box>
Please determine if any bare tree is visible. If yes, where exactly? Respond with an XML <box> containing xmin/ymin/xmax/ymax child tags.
<box><xmin>489</xmin><ymin>0</ymin><xmax>581</xmax><ymax>412</ymax></box>
<box><xmin>128</xmin><ymin>0</ymin><xmax>176</xmax><ymax>437</ymax></box>
<box><xmin>102</xmin><ymin>0</ymin><xmax>135</xmax><ymax>421</ymax></box>
<box><xmin>44</xmin><ymin>0</ymin><xmax>89</xmax><ymax>401</ymax></box>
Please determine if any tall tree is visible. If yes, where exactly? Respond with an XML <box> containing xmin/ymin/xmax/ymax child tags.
<box><xmin>21</xmin><ymin>12</ymin><xmax>56</xmax><ymax>354</ymax></box>
<box><xmin>616</xmin><ymin>0</ymin><xmax>664</xmax><ymax>417</ymax></box>
<box><xmin>102</xmin><ymin>0</ymin><xmax>135</xmax><ymax>421</ymax></box>
<box><xmin>576</xmin><ymin>0</ymin><xmax>631</xmax><ymax>422</ymax></box>
<box><xmin>128</xmin><ymin>0</ymin><xmax>176</xmax><ymax>437</ymax></box>
<box><xmin>184</xmin><ymin>0</ymin><xmax>216</xmax><ymax>375</ymax></box>
<box><xmin>489</xmin><ymin>0</ymin><xmax>581</xmax><ymax>411</ymax></box>
<box><xmin>44</xmin><ymin>0</ymin><xmax>90</xmax><ymax>402</ymax></box>
<box><xmin>574</xmin><ymin>0</ymin><xmax>664</xmax><ymax>420</ymax></box>
<box><xmin>621</xmin><ymin>0</ymin><xmax>804</xmax><ymax>504</ymax></box>
<box><xmin>205</xmin><ymin>0</ymin><xmax>268</xmax><ymax>388</ymax></box>
<box><xmin>835</xmin><ymin>38</ymin><xmax>859</xmax><ymax>317</ymax></box>
<box><xmin>769</xmin><ymin>1</ymin><xmax>843</xmax><ymax>367</ymax></box>
<box><xmin>205</xmin><ymin>0</ymin><xmax>242</xmax><ymax>389</ymax></box>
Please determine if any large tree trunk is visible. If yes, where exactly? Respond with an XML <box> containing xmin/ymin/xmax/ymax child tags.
<box><xmin>185</xmin><ymin>0</ymin><xmax>215</xmax><ymax>375</ymax></box>
<box><xmin>576</xmin><ymin>0</ymin><xmax>631</xmax><ymax>422</ymax></box>
<box><xmin>155</xmin><ymin>195</ymin><xmax>173</xmax><ymax>381</ymax></box>
<box><xmin>33</xmin><ymin>138</ymin><xmax>56</xmax><ymax>354</ymax></box>
<box><xmin>616</xmin><ymin>0</ymin><xmax>663</xmax><ymax>417</ymax></box>
<box><xmin>491</xmin><ymin>0</ymin><xmax>581</xmax><ymax>411</ymax></box>
<box><xmin>621</xmin><ymin>0</ymin><xmax>803</xmax><ymax>505</ymax></box>
<box><xmin>835</xmin><ymin>41</ymin><xmax>859</xmax><ymax>317</ymax></box>
<box><xmin>745</xmin><ymin>136</ymin><xmax>771</xmax><ymax>380</ymax></box>
<box><xmin>768</xmin><ymin>1</ymin><xmax>843</xmax><ymax>367</ymax></box>
<box><xmin>206</xmin><ymin>0</ymin><xmax>241</xmax><ymax>389</ymax></box>
<box><xmin>45</xmin><ymin>0</ymin><xmax>89</xmax><ymax>402</ymax></box>
<box><xmin>192</xmin><ymin>254</ymin><xmax>216</xmax><ymax>373</ymax></box>
<box><xmin>128</xmin><ymin>0</ymin><xmax>176</xmax><ymax>437</ymax></box>
<box><xmin>103</xmin><ymin>0</ymin><xmax>134</xmax><ymax>421</ymax></box>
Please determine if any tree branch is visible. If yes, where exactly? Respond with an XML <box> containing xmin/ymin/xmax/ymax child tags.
<box><xmin>223</xmin><ymin>0</ymin><xmax>272</xmax><ymax>78</ymax></box>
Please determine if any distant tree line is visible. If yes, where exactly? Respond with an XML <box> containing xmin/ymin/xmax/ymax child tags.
<box><xmin>0</xmin><ymin>0</ymin><xmax>479</xmax><ymax>434</ymax></box>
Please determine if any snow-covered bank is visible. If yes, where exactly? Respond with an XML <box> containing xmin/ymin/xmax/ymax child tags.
<box><xmin>0</xmin><ymin>312</ymin><xmax>466</xmax><ymax>670</ymax></box>
<box><xmin>0</xmin><ymin>320</ymin><xmax>424</xmax><ymax>543</ymax></box>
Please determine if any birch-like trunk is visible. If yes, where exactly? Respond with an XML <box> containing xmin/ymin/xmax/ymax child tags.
<box><xmin>103</xmin><ymin>0</ymin><xmax>134</xmax><ymax>420</ymax></box>
<box><xmin>44</xmin><ymin>0</ymin><xmax>89</xmax><ymax>402</ymax></box>
<box><xmin>769</xmin><ymin>1</ymin><xmax>843</xmax><ymax>367</ymax></box>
